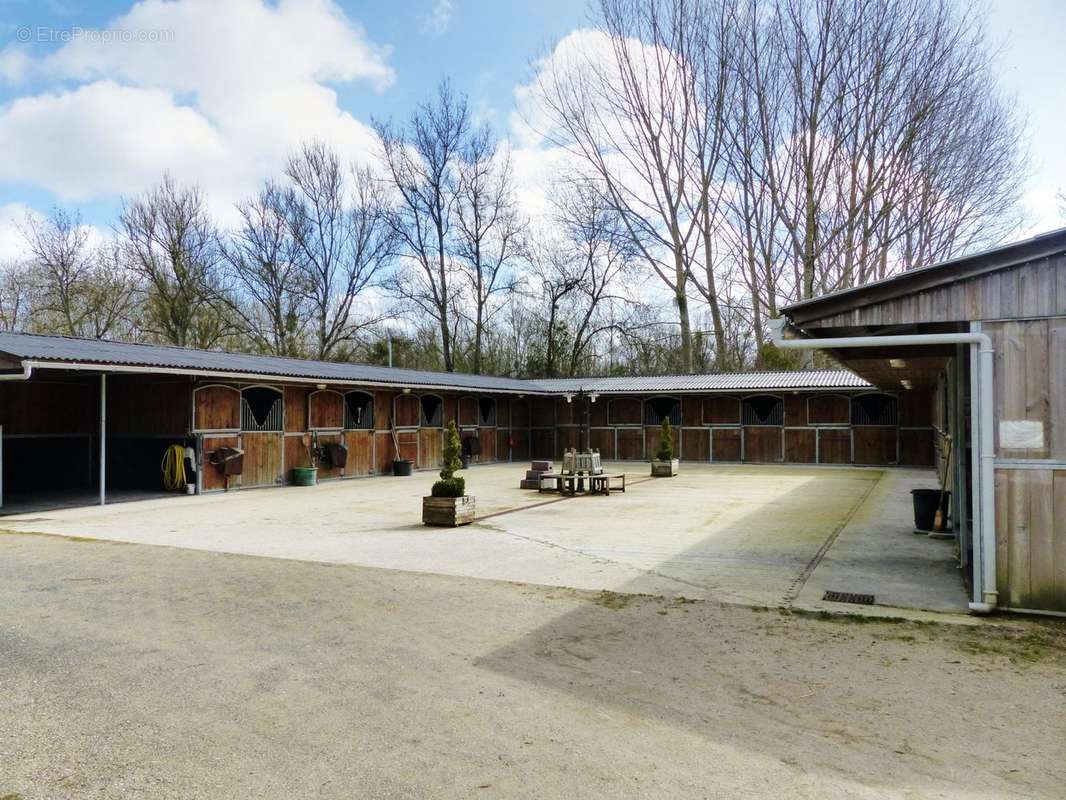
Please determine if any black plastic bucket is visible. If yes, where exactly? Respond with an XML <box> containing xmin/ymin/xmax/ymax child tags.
<box><xmin>911</xmin><ymin>488</ymin><xmax>949</xmax><ymax>531</ymax></box>
<box><xmin>393</xmin><ymin>459</ymin><xmax>413</xmax><ymax>477</ymax></box>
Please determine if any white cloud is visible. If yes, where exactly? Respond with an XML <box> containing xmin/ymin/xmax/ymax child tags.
<box><xmin>420</xmin><ymin>0</ymin><xmax>454</xmax><ymax>36</ymax></box>
<box><xmin>0</xmin><ymin>0</ymin><xmax>394</xmax><ymax>224</ymax></box>
<box><xmin>0</xmin><ymin>81</ymin><xmax>227</xmax><ymax>201</ymax></box>
<box><xmin>0</xmin><ymin>45</ymin><xmax>32</xmax><ymax>84</ymax></box>
<box><xmin>0</xmin><ymin>202</ymin><xmax>35</xmax><ymax>262</ymax></box>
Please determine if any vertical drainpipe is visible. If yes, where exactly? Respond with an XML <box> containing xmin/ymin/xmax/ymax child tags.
<box><xmin>99</xmin><ymin>373</ymin><xmax>107</xmax><ymax>506</ymax></box>
<box><xmin>974</xmin><ymin>324</ymin><xmax>998</xmax><ymax>610</ymax></box>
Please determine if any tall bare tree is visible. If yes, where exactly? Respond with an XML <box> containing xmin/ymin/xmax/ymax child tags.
<box><xmin>220</xmin><ymin>181</ymin><xmax>309</xmax><ymax>356</ymax></box>
<box><xmin>119</xmin><ymin>174</ymin><xmax>230</xmax><ymax>348</ymax></box>
<box><xmin>554</xmin><ymin>179</ymin><xmax>634</xmax><ymax>376</ymax></box>
<box><xmin>529</xmin><ymin>0</ymin><xmax>705</xmax><ymax>372</ymax></box>
<box><xmin>0</xmin><ymin>260</ymin><xmax>32</xmax><ymax>332</ymax></box>
<box><xmin>376</xmin><ymin>80</ymin><xmax>471</xmax><ymax>371</ymax></box>
<box><xmin>453</xmin><ymin>128</ymin><xmax>525</xmax><ymax>373</ymax></box>
<box><xmin>284</xmin><ymin>142</ymin><xmax>393</xmax><ymax>360</ymax></box>
<box><xmin>20</xmin><ymin>208</ymin><xmax>136</xmax><ymax>339</ymax></box>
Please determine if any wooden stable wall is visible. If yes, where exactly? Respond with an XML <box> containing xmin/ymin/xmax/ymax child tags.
<box><xmin>985</xmin><ymin>317</ymin><xmax>1066</xmax><ymax>612</ymax></box>
<box><xmin>533</xmin><ymin>390</ymin><xmax>935</xmax><ymax>467</ymax></box>
<box><xmin>191</xmin><ymin>383</ymin><xmax>524</xmax><ymax>488</ymax></box>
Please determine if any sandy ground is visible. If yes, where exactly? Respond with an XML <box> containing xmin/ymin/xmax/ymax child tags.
<box><xmin>0</xmin><ymin>463</ymin><xmax>963</xmax><ymax>613</ymax></box>
<box><xmin>1</xmin><ymin>532</ymin><xmax>1064</xmax><ymax>799</ymax></box>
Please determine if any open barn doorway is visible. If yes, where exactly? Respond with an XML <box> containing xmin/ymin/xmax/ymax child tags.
<box><xmin>0</xmin><ymin>372</ymin><xmax>99</xmax><ymax>513</ymax></box>
<box><xmin>0</xmin><ymin>371</ymin><xmax>192</xmax><ymax>514</ymax></box>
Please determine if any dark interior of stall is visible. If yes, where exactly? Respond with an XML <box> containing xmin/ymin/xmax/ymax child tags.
<box><xmin>0</xmin><ymin>371</ymin><xmax>192</xmax><ymax>512</ymax></box>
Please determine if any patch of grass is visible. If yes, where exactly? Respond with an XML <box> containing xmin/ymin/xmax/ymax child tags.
<box><xmin>591</xmin><ymin>590</ymin><xmax>635</xmax><ymax>610</ymax></box>
<box><xmin>2</xmin><ymin>792</ymin><xmax>24</xmax><ymax>800</ymax></box>
<box><xmin>954</xmin><ymin>626</ymin><xmax>1066</xmax><ymax>664</ymax></box>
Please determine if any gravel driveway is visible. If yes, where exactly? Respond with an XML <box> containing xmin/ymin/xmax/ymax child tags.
<box><xmin>1</xmin><ymin>532</ymin><xmax>1064</xmax><ymax>799</ymax></box>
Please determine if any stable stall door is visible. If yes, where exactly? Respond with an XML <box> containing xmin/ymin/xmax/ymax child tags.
<box><xmin>240</xmin><ymin>432</ymin><xmax>284</xmax><ymax>487</ymax></box>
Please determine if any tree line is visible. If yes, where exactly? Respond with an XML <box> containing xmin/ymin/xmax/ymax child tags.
<box><xmin>0</xmin><ymin>0</ymin><xmax>1024</xmax><ymax>378</ymax></box>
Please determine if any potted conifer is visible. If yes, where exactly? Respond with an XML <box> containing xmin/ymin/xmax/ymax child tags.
<box><xmin>650</xmin><ymin>418</ymin><xmax>679</xmax><ymax>477</ymax></box>
<box><xmin>422</xmin><ymin>421</ymin><xmax>476</xmax><ymax>526</ymax></box>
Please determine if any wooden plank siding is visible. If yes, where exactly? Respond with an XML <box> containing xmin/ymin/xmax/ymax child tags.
<box><xmin>521</xmin><ymin>389</ymin><xmax>934</xmax><ymax>467</ymax></box>
<box><xmin>201</xmin><ymin>434</ymin><xmax>240</xmax><ymax>491</ymax></box>
<box><xmin>239</xmin><ymin>432</ymin><xmax>284</xmax><ymax>488</ymax></box>
<box><xmin>343</xmin><ymin>430</ymin><xmax>374</xmax><ymax>476</ymax></box>
<box><xmin>193</xmin><ymin>384</ymin><xmax>240</xmax><ymax>431</ymax></box>
<box><xmin>796</xmin><ymin>255</ymin><xmax>1066</xmax><ymax>329</ymax></box>
<box><xmin>983</xmin><ymin>316</ymin><xmax>1066</xmax><ymax>612</ymax></box>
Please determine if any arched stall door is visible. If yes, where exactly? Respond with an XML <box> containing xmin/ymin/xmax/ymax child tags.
<box><xmin>807</xmin><ymin>394</ymin><xmax>852</xmax><ymax>464</ymax></box>
<box><xmin>307</xmin><ymin>390</ymin><xmax>345</xmax><ymax>480</ymax></box>
<box><xmin>607</xmin><ymin>397</ymin><xmax>644</xmax><ymax>460</ymax></box>
<box><xmin>239</xmin><ymin>385</ymin><xmax>285</xmax><ymax>487</ymax></box>
<box><xmin>192</xmin><ymin>384</ymin><xmax>241</xmax><ymax>491</ymax></box>
<box><xmin>851</xmin><ymin>392</ymin><xmax>899</xmax><ymax>465</ymax></box>
<box><xmin>742</xmin><ymin>395</ymin><xmax>783</xmax><ymax>463</ymax></box>
<box><xmin>342</xmin><ymin>391</ymin><xmax>375</xmax><ymax>476</ymax></box>
<box><xmin>477</xmin><ymin>397</ymin><xmax>497</xmax><ymax>463</ymax></box>
<box><xmin>645</xmin><ymin>397</ymin><xmax>681</xmax><ymax>460</ymax></box>
<box><xmin>702</xmin><ymin>395</ymin><xmax>741</xmax><ymax>463</ymax></box>
<box><xmin>391</xmin><ymin>394</ymin><xmax>421</xmax><ymax>466</ymax></box>
<box><xmin>417</xmin><ymin>394</ymin><xmax>444</xmax><ymax>469</ymax></box>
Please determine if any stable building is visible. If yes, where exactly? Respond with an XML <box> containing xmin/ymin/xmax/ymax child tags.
<box><xmin>0</xmin><ymin>331</ymin><xmax>934</xmax><ymax>510</ymax></box>
<box><xmin>780</xmin><ymin>226</ymin><xmax>1066</xmax><ymax>616</ymax></box>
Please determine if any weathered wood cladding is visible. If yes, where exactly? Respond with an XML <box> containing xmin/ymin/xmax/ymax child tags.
<box><xmin>537</xmin><ymin>390</ymin><xmax>934</xmax><ymax>467</ymax></box>
<box><xmin>984</xmin><ymin>316</ymin><xmax>1066</xmax><ymax>612</ymax></box>
<box><xmin>791</xmin><ymin>253</ymin><xmax>1066</xmax><ymax>329</ymax></box>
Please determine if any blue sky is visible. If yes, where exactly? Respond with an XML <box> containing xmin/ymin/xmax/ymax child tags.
<box><xmin>0</xmin><ymin>0</ymin><xmax>1062</xmax><ymax>256</ymax></box>
<box><xmin>0</xmin><ymin>0</ymin><xmax>587</xmax><ymax>251</ymax></box>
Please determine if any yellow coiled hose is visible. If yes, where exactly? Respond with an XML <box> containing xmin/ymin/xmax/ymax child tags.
<box><xmin>161</xmin><ymin>444</ymin><xmax>188</xmax><ymax>491</ymax></box>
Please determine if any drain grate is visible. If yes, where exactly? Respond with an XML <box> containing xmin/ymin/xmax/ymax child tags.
<box><xmin>822</xmin><ymin>590</ymin><xmax>875</xmax><ymax>605</ymax></box>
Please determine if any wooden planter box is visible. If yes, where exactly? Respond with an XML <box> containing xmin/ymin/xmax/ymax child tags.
<box><xmin>422</xmin><ymin>495</ymin><xmax>477</xmax><ymax>527</ymax></box>
<box><xmin>650</xmin><ymin>458</ymin><xmax>679</xmax><ymax>477</ymax></box>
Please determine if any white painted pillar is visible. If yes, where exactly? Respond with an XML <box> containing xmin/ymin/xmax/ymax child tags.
<box><xmin>99</xmin><ymin>373</ymin><xmax>106</xmax><ymax>506</ymax></box>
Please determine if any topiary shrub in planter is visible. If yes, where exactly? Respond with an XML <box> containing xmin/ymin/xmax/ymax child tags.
<box><xmin>651</xmin><ymin>418</ymin><xmax>679</xmax><ymax>477</ymax></box>
<box><xmin>423</xmin><ymin>421</ymin><xmax>476</xmax><ymax>526</ymax></box>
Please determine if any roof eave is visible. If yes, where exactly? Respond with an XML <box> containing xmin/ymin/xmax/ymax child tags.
<box><xmin>781</xmin><ymin>228</ymin><xmax>1066</xmax><ymax>326</ymax></box>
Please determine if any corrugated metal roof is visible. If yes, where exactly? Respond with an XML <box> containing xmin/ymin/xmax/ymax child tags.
<box><xmin>531</xmin><ymin>371</ymin><xmax>870</xmax><ymax>394</ymax></box>
<box><xmin>0</xmin><ymin>332</ymin><xmax>869</xmax><ymax>394</ymax></box>
<box><xmin>0</xmin><ymin>332</ymin><xmax>534</xmax><ymax>393</ymax></box>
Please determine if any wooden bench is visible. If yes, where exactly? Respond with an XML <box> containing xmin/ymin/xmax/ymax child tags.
<box><xmin>590</xmin><ymin>473</ymin><xmax>626</xmax><ymax>495</ymax></box>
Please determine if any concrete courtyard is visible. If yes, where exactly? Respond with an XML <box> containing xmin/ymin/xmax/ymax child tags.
<box><xmin>0</xmin><ymin>462</ymin><xmax>967</xmax><ymax>614</ymax></box>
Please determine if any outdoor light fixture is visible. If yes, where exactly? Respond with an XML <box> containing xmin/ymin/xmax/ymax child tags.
<box><xmin>589</xmin><ymin>393</ymin><xmax>599</xmax><ymax>403</ymax></box>
<box><xmin>901</xmin><ymin>379</ymin><xmax>913</xmax><ymax>389</ymax></box>
<box><xmin>402</xmin><ymin>388</ymin><xmax>411</xmax><ymax>394</ymax></box>
<box><xmin>889</xmin><ymin>358</ymin><xmax>907</xmax><ymax>368</ymax></box>
<box><xmin>564</xmin><ymin>393</ymin><xmax>574</xmax><ymax>403</ymax></box>
<box><xmin>316</xmin><ymin>383</ymin><xmax>327</xmax><ymax>390</ymax></box>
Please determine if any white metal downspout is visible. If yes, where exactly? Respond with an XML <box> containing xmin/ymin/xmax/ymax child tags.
<box><xmin>768</xmin><ymin>321</ymin><xmax>997</xmax><ymax>614</ymax></box>
<box><xmin>0</xmin><ymin>361</ymin><xmax>33</xmax><ymax>381</ymax></box>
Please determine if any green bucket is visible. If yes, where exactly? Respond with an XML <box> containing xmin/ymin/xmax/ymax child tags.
<box><xmin>292</xmin><ymin>467</ymin><xmax>318</xmax><ymax>486</ymax></box>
